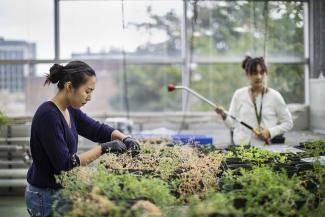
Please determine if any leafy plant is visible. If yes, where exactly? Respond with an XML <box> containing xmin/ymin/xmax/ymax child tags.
<box><xmin>100</xmin><ymin>139</ymin><xmax>224</xmax><ymax>199</ymax></box>
<box><xmin>0</xmin><ymin>110</ymin><xmax>8</xmax><ymax>126</ymax></box>
<box><xmin>189</xmin><ymin>192</ymin><xmax>241</xmax><ymax>217</ymax></box>
<box><xmin>226</xmin><ymin>145</ymin><xmax>287</xmax><ymax>166</ymax></box>
<box><xmin>220</xmin><ymin>166</ymin><xmax>316</xmax><ymax>217</ymax></box>
<box><xmin>298</xmin><ymin>140</ymin><xmax>325</xmax><ymax>157</ymax></box>
<box><xmin>55</xmin><ymin>166</ymin><xmax>175</xmax><ymax>217</ymax></box>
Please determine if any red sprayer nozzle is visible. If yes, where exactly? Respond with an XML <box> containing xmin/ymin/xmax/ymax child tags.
<box><xmin>168</xmin><ymin>84</ymin><xmax>176</xmax><ymax>92</ymax></box>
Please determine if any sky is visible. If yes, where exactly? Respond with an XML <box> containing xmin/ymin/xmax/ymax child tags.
<box><xmin>0</xmin><ymin>0</ymin><xmax>183</xmax><ymax>59</ymax></box>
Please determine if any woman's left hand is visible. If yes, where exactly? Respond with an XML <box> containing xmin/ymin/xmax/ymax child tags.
<box><xmin>260</xmin><ymin>128</ymin><xmax>270</xmax><ymax>140</ymax></box>
<box><xmin>122</xmin><ymin>136</ymin><xmax>140</xmax><ymax>156</ymax></box>
<box><xmin>253</xmin><ymin>127</ymin><xmax>270</xmax><ymax>141</ymax></box>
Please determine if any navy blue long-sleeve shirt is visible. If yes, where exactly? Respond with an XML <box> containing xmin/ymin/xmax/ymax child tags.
<box><xmin>27</xmin><ymin>101</ymin><xmax>115</xmax><ymax>189</ymax></box>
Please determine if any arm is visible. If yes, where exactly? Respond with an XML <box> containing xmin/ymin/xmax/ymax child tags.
<box><xmin>73</xmin><ymin>109</ymin><xmax>140</xmax><ymax>155</ymax></box>
<box><xmin>111</xmin><ymin>130</ymin><xmax>127</xmax><ymax>141</ymax></box>
<box><xmin>73</xmin><ymin>108</ymin><xmax>116</xmax><ymax>143</ymax></box>
<box><xmin>223</xmin><ymin>91</ymin><xmax>239</xmax><ymax>129</ymax></box>
<box><xmin>38</xmin><ymin>112</ymin><xmax>80</xmax><ymax>172</ymax></box>
<box><xmin>78</xmin><ymin>140</ymin><xmax>127</xmax><ymax>166</ymax></box>
<box><xmin>78</xmin><ymin>145</ymin><xmax>102</xmax><ymax>166</ymax></box>
<box><xmin>268</xmin><ymin>93</ymin><xmax>293</xmax><ymax>138</ymax></box>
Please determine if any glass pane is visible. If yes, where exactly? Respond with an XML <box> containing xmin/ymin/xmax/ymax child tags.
<box><xmin>190</xmin><ymin>63</ymin><xmax>247</xmax><ymax>111</ymax></box>
<box><xmin>60</xmin><ymin>0</ymin><xmax>182</xmax><ymax>59</ymax></box>
<box><xmin>189</xmin><ymin>63</ymin><xmax>304</xmax><ymax>111</ymax></box>
<box><xmin>191</xmin><ymin>1</ymin><xmax>304</xmax><ymax>59</ymax></box>
<box><xmin>0</xmin><ymin>63</ymin><xmax>56</xmax><ymax>115</ymax></box>
<box><xmin>0</xmin><ymin>0</ymin><xmax>54</xmax><ymax>59</ymax></box>
<box><xmin>109</xmin><ymin>64</ymin><xmax>182</xmax><ymax>112</ymax></box>
<box><xmin>0</xmin><ymin>62</ymin><xmax>181</xmax><ymax>115</ymax></box>
<box><xmin>268</xmin><ymin>63</ymin><xmax>304</xmax><ymax>104</ymax></box>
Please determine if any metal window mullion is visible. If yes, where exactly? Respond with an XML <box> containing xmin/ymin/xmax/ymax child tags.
<box><xmin>304</xmin><ymin>2</ymin><xmax>310</xmax><ymax>105</ymax></box>
<box><xmin>181</xmin><ymin>0</ymin><xmax>190</xmax><ymax>112</ymax></box>
<box><xmin>54</xmin><ymin>0</ymin><xmax>60</xmax><ymax>60</ymax></box>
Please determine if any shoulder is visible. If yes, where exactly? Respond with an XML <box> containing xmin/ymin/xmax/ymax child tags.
<box><xmin>33</xmin><ymin>101</ymin><xmax>61</xmax><ymax>125</ymax></box>
<box><xmin>68</xmin><ymin>106</ymin><xmax>83</xmax><ymax>117</ymax></box>
<box><xmin>266</xmin><ymin>88</ymin><xmax>283</xmax><ymax>99</ymax></box>
<box><xmin>233</xmin><ymin>86</ymin><xmax>249</xmax><ymax>97</ymax></box>
<box><xmin>68</xmin><ymin>106</ymin><xmax>90</xmax><ymax>122</ymax></box>
<box><xmin>266</xmin><ymin>88</ymin><xmax>286</xmax><ymax>103</ymax></box>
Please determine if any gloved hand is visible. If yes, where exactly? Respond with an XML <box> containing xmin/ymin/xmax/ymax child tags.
<box><xmin>100</xmin><ymin>140</ymin><xmax>127</xmax><ymax>154</ymax></box>
<box><xmin>122</xmin><ymin>136</ymin><xmax>140</xmax><ymax>156</ymax></box>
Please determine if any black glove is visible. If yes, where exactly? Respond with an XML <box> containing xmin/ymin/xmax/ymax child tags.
<box><xmin>122</xmin><ymin>136</ymin><xmax>140</xmax><ymax>156</ymax></box>
<box><xmin>100</xmin><ymin>140</ymin><xmax>127</xmax><ymax>154</ymax></box>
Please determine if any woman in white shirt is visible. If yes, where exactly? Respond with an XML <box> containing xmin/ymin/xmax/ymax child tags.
<box><xmin>215</xmin><ymin>56</ymin><xmax>293</xmax><ymax>146</ymax></box>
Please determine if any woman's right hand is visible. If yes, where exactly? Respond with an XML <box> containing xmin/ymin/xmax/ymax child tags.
<box><xmin>100</xmin><ymin>140</ymin><xmax>127</xmax><ymax>154</ymax></box>
<box><xmin>215</xmin><ymin>106</ymin><xmax>227</xmax><ymax>120</ymax></box>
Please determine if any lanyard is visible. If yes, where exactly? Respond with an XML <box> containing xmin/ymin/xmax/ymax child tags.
<box><xmin>252</xmin><ymin>88</ymin><xmax>265</xmax><ymax>127</ymax></box>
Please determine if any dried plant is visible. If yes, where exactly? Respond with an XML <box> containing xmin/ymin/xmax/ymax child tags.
<box><xmin>99</xmin><ymin>138</ymin><xmax>224</xmax><ymax>198</ymax></box>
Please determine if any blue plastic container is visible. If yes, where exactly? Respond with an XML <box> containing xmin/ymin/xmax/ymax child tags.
<box><xmin>133</xmin><ymin>134</ymin><xmax>213</xmax><ymax>145</ymax></box>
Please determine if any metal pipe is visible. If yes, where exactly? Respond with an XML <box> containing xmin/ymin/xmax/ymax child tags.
<box><xmin>168</xmin><ymin>84</ymin><xmax>270</xmax><ymax>144</ymax></box>
<box><xmin>0</xmin><ymin>145</ymin><xmax>24</xmax><ymax>151</ymax></box>
<box><xmin>0</xmin><ymin>160</ymin><xmax>27</xmax><ymax>166</ymax></box>
<box><xmin>0</xmin><ymin>179</ymin><xmax>27</xmax><ymax>187</ymax></box>
<box><xmin>0</xmin><ymin>169</ymin><xmax>28</xmax><ymax>178</ymax></box>
<box><xmin>54</xmin><ymin>0</ymin><xmax>60</xmax><ymax>60</ymax></box>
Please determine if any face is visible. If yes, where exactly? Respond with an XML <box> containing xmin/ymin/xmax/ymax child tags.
<box><xmin>247</xmin><ymin>64</ymin><xmax>266</xmax><ymax>90</ymax></box>
<box><xmin>67</xmin><ymin>75</ymin><xmax>96</xmax><ymax>108</ymax></box>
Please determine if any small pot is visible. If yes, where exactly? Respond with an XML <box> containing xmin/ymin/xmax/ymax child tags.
<box><xmin>273</xmin><ymin>164</ymin><xmax>297</xmax><ymax>177</ymax></box>
<box><xmin>233</xmin><ymin>197</ymin><xmax>247</xmax><ymax>209</ymax></box>
<box><xmin>295</xmin><ymin>162</ymin><xmax>314</xmax><ymax>172</ymax></box>
<box><xmin>294</xmin><ymin>199</ymin><xmax>306</xmax><ymax>210</ymax></box>
<box><xmin>226</xmin><ymin>163</ymin><xmax>252</xmax><ymax>171</ymax></box>
<box><xmin>207</xmin><ymin>212</ymin><xmax>235</xmax><ymax>217</ymax></box>
<box><xmin>220</xmin><ymin>182</ymin><xmax>243</xmax><ymax>192</ymax></box>
<box><xmin>243</xmin><ymin>214</ymin><xmax>259</xmax><ymax>217</ymax></box>
<box><xmin>301</xmin><ymin>176</ymin><xmax>318</xmax><ymax>193</ymax></box>
<box><xmin>225</xmin><ymin>157</ymin><xmax>247</xmax><ymax>164</ymax></box>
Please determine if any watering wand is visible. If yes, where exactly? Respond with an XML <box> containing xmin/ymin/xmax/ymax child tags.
<box><xmin>167</xmin><ymin>84</ymin><xmax>270</xmax><ymax>145</ymax></box>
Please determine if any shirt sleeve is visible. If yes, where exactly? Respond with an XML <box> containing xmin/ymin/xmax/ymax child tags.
<box><xmin>224</xmin><ymin>91</ymin><xmax>239</xmax><ymax>129</ymax></box>
<box><xmin>37</xmin><ymin>112</ymin><xmax>80</xmax><ymax>173</ymax></box>
<box><xmin>73</xmin><ymin>108</ymin><xmax>115</xmax><ymax>143</ymax></box>
<box><xmin>268</xmin><ymin>92</ymin><xmax>293</xmax><ymax>138</ymax></box>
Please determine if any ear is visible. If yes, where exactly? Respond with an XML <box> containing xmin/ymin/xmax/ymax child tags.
<box><xmin>65</xmin><ymin>81</ymin><xmax>73</xmax><ymax>93</ymax></box>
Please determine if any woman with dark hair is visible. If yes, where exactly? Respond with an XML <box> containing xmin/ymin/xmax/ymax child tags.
<box><xmin>215</xmin><ymin>56</ymin><xmax>293</xmax><ymax>146</ymax></box>
<box><xmin>25</xmin><ymin>61</ymin><xmax>140</xmax><ymax>217</ymax></box>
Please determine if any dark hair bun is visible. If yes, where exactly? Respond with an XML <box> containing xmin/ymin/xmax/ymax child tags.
<box><xmin>242</xmin><ymin>56</ymin><xmax>252</xmax><ymax>71</ymax></box>
<box><xmin>44</xmin><ymin>60</ymin><xmax>96</xmax><ymax>89</ymax></box>
<box><xmin>44</xmin><ymin>64</ymin><xmax>65</xmax><ymax>85</ymax></box>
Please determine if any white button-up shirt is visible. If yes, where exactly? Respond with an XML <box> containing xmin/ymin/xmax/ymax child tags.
<box><xmin>223</xmin><ymin>86</ymin><xmax>293</xmax><ymax>146</ymax></box>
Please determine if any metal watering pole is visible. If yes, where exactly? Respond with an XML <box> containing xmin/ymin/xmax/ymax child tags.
<box><xmin>167</xmin><ymin>84</ymin><xmax>271</xmax><ymax>145</ymax></box>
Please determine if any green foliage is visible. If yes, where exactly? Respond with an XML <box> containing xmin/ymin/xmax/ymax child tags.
<box><xmin>268</xmin><ymin>64</ymin><xmax>304</xmax><ymax>103</ymax></box>
<box><xmin>110</xmin><ymin>64</ymin><xmax>182</xmax><ymax>111</ymax></box>
<box><xmin>92</xmin><ymin>168</ymin><xmax>175</xmax><ymax>206</ymax></box>
<box><xmin>225</xmin><ymin>166</ymin><xmax>315</xmax><ymax>216</ymax></box>
<box><xmin>189</xmin><ymin>192</ymin><xmax>240</xmax><ymax>217</ymax></box>
<box><xmin>191</xmin><ymin>166</ymin><xmax>316</xmax><ymax>217</ymax></box>
<box><xmin>102</xmin><ymin>140</ymin><xmax>224</xmax><ymax>199</ymax></box>
<box><xmin>54</xmin><ymin>139</ymin><xmax>325</xmax><ymax>217</ymax></box>
<box><xmin>226</xmin><ymin>145</ymin><xmax>287</xmax><ymax>165</ymax></box>
<box><xmin>55</xmin><ymin>166</ymin><xmax>175</xmax><ymax>217</ymax></box>
<box><xmin>0</xmin><ymin>110</ymin><xmax>8</xmax><ymax>126</ymax></box>
<box><xmin>299</xmin><ymin>140</ymin><xmax>325</xmax><ymax>157</ymax></box>
<box><xmin>158</xmin><ymin>156</ymin><xmax>179</xmax><ymax>180</ymax></box>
